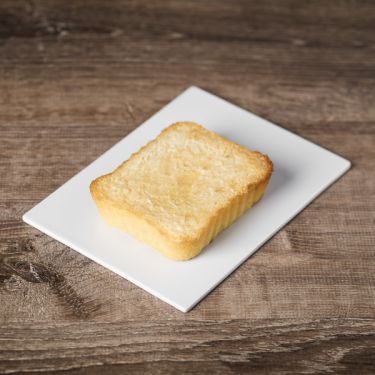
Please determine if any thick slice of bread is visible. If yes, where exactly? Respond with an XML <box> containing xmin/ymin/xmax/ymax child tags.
<box><xmin>90</xmin><ymin>122</ymin><xmax>272</xmax><ymax>260</ymax></box>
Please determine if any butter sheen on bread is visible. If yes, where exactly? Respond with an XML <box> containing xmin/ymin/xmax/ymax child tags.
<box><xmin>90</xmin><ymin>122</ymin><xmax>273</xmax><ymax>260</ymax></box>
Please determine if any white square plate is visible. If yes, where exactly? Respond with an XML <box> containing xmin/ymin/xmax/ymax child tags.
<box><xmin>23</xmin><ymin>86</ymin><xmax>350</xmax><ymax>312</ymax></box>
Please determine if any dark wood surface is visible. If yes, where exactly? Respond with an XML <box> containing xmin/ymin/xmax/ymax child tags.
<box><xmin>1</xmin><ymin>1</ymin><xmax>374</xmax><ymax>373</ymax></box>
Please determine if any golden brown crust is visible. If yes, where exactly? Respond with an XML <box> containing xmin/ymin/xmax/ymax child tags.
<box><xmin>90</xmin><ymin>122</ymin><xmax>273</xmax><ymax>261</ymax></box>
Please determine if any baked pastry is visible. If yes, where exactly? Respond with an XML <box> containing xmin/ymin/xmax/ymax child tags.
<box><xmin>90</xmin><ymin>122</ymin><xmax>273</xmax><ymax>260</ymax></box>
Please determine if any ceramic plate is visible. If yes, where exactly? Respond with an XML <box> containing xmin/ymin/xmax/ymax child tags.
<box><xmin>23</xmin><ymin>86</ymin><xmax>351</xmax><ymax>312</ymax></box>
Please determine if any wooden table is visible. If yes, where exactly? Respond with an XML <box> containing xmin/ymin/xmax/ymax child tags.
<box><xmin>1</xmin><ymin>1</ymin><xmax>374</xmax><ymax>373</ymax></box>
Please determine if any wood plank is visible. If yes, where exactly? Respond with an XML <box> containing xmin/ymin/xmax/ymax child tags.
<box><xmin>0</xmin><ymin>319</ymin><xmax>374</xmax><ymax>374</ymax></box>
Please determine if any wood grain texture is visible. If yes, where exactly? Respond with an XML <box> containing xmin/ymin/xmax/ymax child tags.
<box><xmin>0</xmin><ymin>0</ymin><xmax>374</xmax><ymax>373</ymax></box>
<box><xmin>0</xmin><ymin>319</ymin><xmax>374</xmax><ymax>374</ymax></box>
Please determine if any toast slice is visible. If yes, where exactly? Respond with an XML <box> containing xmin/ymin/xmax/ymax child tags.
<box><xmin>90</xmin><ymin>122</ymin><xmax>273</xmax><ymax>260</ymax></box>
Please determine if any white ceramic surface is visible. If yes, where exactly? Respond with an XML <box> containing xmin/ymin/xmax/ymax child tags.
<box><xmin>23</xmin><ymin>86</ymin><xmax>351</xmax><ymax>312</ymax></box>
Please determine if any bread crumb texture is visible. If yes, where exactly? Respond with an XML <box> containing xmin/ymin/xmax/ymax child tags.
<box><xmin>91</xmin><ymin>122</ymin><xmax>273</xmax><ymax>260</ymax></box>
